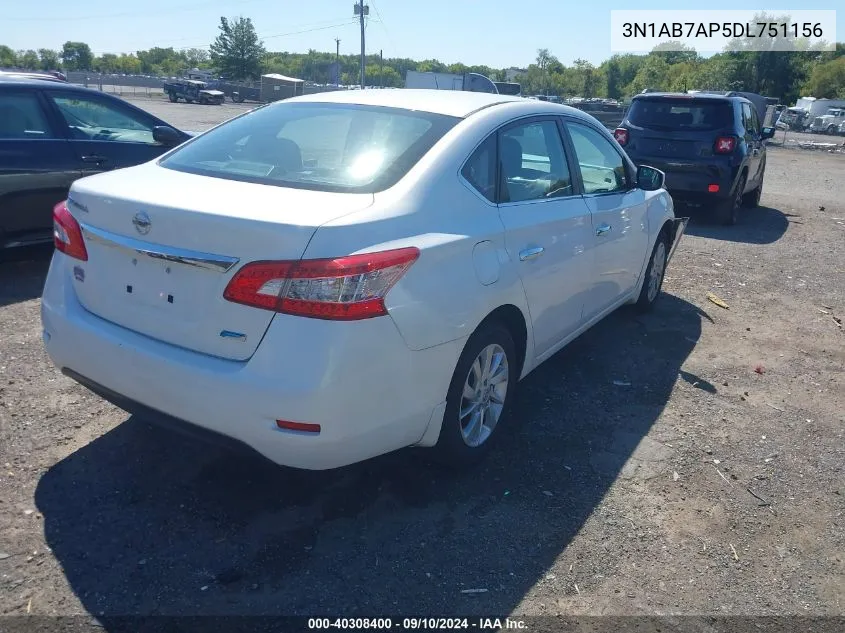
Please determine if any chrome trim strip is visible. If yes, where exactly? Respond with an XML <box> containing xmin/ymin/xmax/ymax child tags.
<box><xmin>80</xmin><ymin>223</ymin><xmax>240</xmax><ymax>273</ymax></box>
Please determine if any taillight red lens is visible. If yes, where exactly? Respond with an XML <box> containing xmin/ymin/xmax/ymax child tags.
<box><xmin>614</xmin><ymin>127</ymin><xmax>629</xmax><ymax>146</ymax></box>
<box><xmin>53</xmin><ymin>200</ymin><xmax>88</xmax><ymax>261</ymax></box>
<box><xmin>223</xmin><ymin>247</ymin><xmax>420</xmax><ymax>320</ymax></box>
<box><xmin>714</xmin><ymin>136</ymin><xmax>737</xmax><ymax>154</ymax></box>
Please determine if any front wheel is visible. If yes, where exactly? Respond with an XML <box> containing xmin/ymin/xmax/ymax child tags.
<box><xmin>168</xmin><ymin>92</ymin><xmax>177</xmax><ymax>103</ymax></box>
<box><xmin>635</xmin><ymin>231</ymin><xmax>669</xmax><ymax>312</ymax></box>
<box><xmin>432</xmin><ymin>323</ymin><xmax>517</xmax><ymax>467</ymax></box>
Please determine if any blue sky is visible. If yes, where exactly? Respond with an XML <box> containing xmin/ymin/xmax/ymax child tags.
<box><xmin>3</xmin><ymin>0</ymin><xmax>842</xmax><ymax>67</ymax></box>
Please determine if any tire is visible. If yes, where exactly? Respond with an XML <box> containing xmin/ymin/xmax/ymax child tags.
<box><xmin>168</xmin><ymin>92</ymin><xmax>177</xmax><ymax>103</ymax></box>
<box><xmin>635</xmin><ymin>230</ymin><xmax>669</xmax><ymax>312</ymax></box>
<box><xmin>716</xmin><ymin>173</ymin><xmax>746</xmax><ymax>225</ymax></box>
<box><xmin>186</xmin><ymin>99</ymin><xmax>194</xmax><ymax>104</ymax></box>
<box><xmin>233</xmin><ymin>94</ymin><xmax>244</xmax><ymax>104</ymax></box>
<box><xmin>827</xmin><ymin>125</ymin><xmax>837</xmax><ymax>135</ymax></box>
<box><xmin>432</xmin><ymin>323</ymin><xmax>517</xmax><ymax>468</ymax></box>
<box><xmin>742</xmin><ymin>166</ymin><xmax>763</xmax><ymax>208</ymax></box>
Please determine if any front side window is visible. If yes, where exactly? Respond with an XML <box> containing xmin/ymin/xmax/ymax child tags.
<box><xmin>0</xmin><ymin>92</ymin><xmax>54</xmax><ymax>139</ymax></box>
<box><xmin>160</xmin><ymin>102</ymin><xmax>459</xmax><ymax>193</ymax></box>
<box><xmin>499</xmin><ymin>120</ymin><xmax>573</xmax><ymax>203</ymax></box>
<box><xmin>566</xmin><ymin>122</ymin><xmax>629</xmax><ymax>194</ymax></box>
<box><xmin>48</xmin><ymin>92</ymin><xmax>156</xmax><ymax>144</ymax></box>
<box><xmin>741</xmin><ymin>103</ymin><xmax>754</xmax><ymax>134</ymax></box>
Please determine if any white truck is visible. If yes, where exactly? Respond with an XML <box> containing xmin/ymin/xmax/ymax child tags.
<box><xmin>808</xmin><ymin>107</ymin><xmax>845</xmax><ymax>135</ymax></box>
<box><xmin>405</xmin><ymin>71</ymin><xmax>498</xmax><ymax>94</ymax></box>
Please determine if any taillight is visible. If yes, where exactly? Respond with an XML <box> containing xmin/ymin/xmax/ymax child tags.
<box><xmin>714</xmin><ymin>136</ymin><xmax>737</xmax><ymax>154</ymax></box>
<box><xmin>223</xmin><ymin>247</ymin><xmax>419</xmax><ymax>320</ymax></box>
<box><xmin>53</xmin><ymin>200</ymin><xmax>88</xmax><ymax>261</ymax></box>
<box><xmin>614</xmin><ymin>127</ymin><xmax>629</xmax><ymax>146</ymax></box>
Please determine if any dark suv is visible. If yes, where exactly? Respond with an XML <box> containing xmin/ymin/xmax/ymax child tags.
<box><xmin>0</xmin><ymin>77</ymin><xmax>190</xmax><ymax>250</ymax></box>
<box><xmin>614</xmin><ymin>93</ymin><xmax>775</xmax><ymax>225</ymax></box>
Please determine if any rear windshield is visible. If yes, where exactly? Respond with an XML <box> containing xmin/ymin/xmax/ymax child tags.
<box><xmin>627</xmin><ymin>98</ymin><xmax>733</xmax><ymax>131</ymax></box>
<box><xmin>160</xmin><ymin>102</ymin><xmax>460</xmax><ymax>192</ymax></box>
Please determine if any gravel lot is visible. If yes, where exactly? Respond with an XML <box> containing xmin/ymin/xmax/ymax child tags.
<box><xmin>0</xmin><ymin>96</ymin><xmax>843</xmax><ymax>629</ymax></box>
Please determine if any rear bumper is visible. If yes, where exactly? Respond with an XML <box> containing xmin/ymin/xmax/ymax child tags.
<box><xmin>632</xmin><ymin>156</ymin><xmax>738</xmax><ymax>203</ymax></box>
<box><xmin>40</xmin><ymin>253</ymin><xmax>459</xmax><ymax>470</ymax></box>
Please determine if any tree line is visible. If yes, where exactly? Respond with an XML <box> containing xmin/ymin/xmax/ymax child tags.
<box><xmin>1</xmin><ymin>15</ymin><xmax>843</xmax><ymax>103</ymax></box>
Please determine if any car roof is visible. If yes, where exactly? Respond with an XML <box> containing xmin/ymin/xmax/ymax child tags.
<box><xmin>283</xmin><ymin>88</ymin><xmax>602</xmax><ymax>121</ymax></box>
<box><xmin>286</xmin><ymin>89</ymin><xmax>526</xmax><ymax>118</ymax></box>
<box><xmin>0</xmin><ymin>75</ymin><xmax>75</xmax><ymax>88</ymax></box>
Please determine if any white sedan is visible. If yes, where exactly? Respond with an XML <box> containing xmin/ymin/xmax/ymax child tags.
<box><xmin>41</xmin><ymin>89</ymin><xmax>687</xmax><ymax>470</ymax></box>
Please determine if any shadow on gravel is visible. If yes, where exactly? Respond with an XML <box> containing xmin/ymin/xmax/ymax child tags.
<box><xmin>0</xmin><ymin>245</ymin><xmax>53</xmax><ymax>307</ymax></box>
<box><xmin>35</xmin><ymin>294</ymin><xmax>701</xmax><ymax>626</ymax></box>
<box><xmin>683</xmin><ymin>205</ymin><xmax>790</xmax><ymax>245</ymax></box>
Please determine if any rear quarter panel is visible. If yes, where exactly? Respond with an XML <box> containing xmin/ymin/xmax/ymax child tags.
<box><xmin>304</xmin><ymin>108</ymin><xmax>535</xmax><ymax>362</ymax></box>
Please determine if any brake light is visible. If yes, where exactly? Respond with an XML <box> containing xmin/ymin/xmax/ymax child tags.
<box><xmin>223</xmin><ymin>247</ymin><xmax>419</xmax><ymax>320</ymax></box>
<box><xmin>613</xmin><ymin>127</ymin><xmax>629</xmax><ymax>146</ymax></box>
<box><xmin>53</xmin><ymin>201</ymin><xmax>88</xmax><ymax>261</ymax></box>
<box><xmin>714</xmin><ymin>136</ymin><xmax>737</xmax><ymax>154</ymax></box>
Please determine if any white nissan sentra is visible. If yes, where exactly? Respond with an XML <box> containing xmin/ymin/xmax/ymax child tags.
<box><xmin>41</xmin><ymin>89</ymin><xmax>687</xmax><ymax>470</ymax></box>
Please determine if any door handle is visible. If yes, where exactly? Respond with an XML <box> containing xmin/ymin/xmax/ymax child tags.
<box><xmin>596</xmin><ymin>223</ymin><xmax>612</xmax><ymax>236</ymax></box>
<box><xmin>519</xmin><ymin>246</ymin><xmax>544</xmax><ymax>261</ymax></box>
<box><xmin>81</xmin><ymin>154</ymin><xmax>108</xmax><ymax>164</ymax></box>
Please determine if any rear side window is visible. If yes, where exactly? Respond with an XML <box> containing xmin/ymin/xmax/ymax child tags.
<box><xmin>627</xmin><ymin>98</ymin><xmax>733</xmax><ymax>131</ymax></box>
<box><xmin>160</xmin><ymin>102</ymin><xmax>460</xmax><ymax>193</ymax></box>
<box><xmin>0</xmin><ymin>92</ymin><xmax>54</xmax><ymax>139</ymax></box>
<box><xmin>462</xmin><ymin>135</ymin><xmax>496</xmax><ymax>202</ymax></box>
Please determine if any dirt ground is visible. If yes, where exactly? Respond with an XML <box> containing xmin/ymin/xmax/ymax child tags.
<box><xmin>0</xmin><ymin>99</ymin><xmax>843</xmax><ymax>630</ymax></box>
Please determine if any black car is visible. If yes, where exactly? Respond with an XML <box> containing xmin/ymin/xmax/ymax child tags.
<box><xmin>614</xmin><ymin>92</ymin><xmax>776</xmax><ymax>225</ymax></box>
<box><xmin>0</xmin><ymin>77</ymin><xmax>190</xmax><ymax>250</ymax></box>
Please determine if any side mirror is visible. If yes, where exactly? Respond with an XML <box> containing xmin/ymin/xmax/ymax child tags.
<box><xmin>761</xmin><ymin>126</ymin><xmax>775</xmax><ymax>140</ymax></box>
<box><xmin>153</xmin><ymin>125</ymin><xmax>182</xmax><ymax>146</ymax></box>
<box><xmin>637</xmin><ymin>165</ymin><xmax>665</xmax><ymax>191</ymax></box>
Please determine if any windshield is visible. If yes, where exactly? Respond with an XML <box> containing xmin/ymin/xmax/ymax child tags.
<box><xmin>627</xmin><ymin>98</ymin><xmax>733</xmax><ymax>131</ymax></box>
<box><xmin>160</xmin><ymin>102</ymin><xmax>460</xmax><ymax>192</ymax></box>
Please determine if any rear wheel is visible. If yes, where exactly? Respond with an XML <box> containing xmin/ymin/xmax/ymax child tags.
<box><xmin>432</xmin><ymin>323</ymin><xmax>517</xmax><ymax>468</ymax></box>
<box><xmin>168</xmin><ymin>92</ymin><xmax>177</xmax><ymax>103</ymax></box>
<box><xmin>827</xmin><ymin>125</ymin><xmax>837</xmax><ymax>135</ymax></box>
<box><xmin>716</xmin><ymin>173</ymin><xmax>746</xmax><ymax>225</ymax></box>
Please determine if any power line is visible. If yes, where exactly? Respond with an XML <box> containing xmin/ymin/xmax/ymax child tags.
<box><xmin>368</xmin><ymin>0</ymin><xmax>396</xmax><ymax>52</ymax></box>
<box><xmin>92</xmin><ymin>19</ymin><xmax>358</xmax><ymax>54</ymax></box>
<box><xmin>6</xmin><ymin>0</ymin><xmax>270</xmax><ymax>22</ymax></box>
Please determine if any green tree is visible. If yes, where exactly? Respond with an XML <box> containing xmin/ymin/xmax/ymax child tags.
<box><xmin>38</xmin><ymin>49</ymin><xmax>61</xmax><ymax>70</ymax></box>
<box><xmin>18</xmin><ymin>49</ymin><xmax>39</xmax><ymax>70</ymax></box>
<box><xmin>210</xmin><ymin>16</ymin><xmax>265</xmax><ymax>80</ymax></box>
<box><xmin>605</xmin><ymin>58</ymin><xmax>622</xmax><ymax>99</ymax></box>
<box><xmin>61</xmin><ymin>42</ymin><xmax>93</xmax><ymax>70</ymax></box>
<box><xmin>184</xmin><ymin>48</ymin><xmax>210</xmax><ymax>69</ymax></box>
<box><xmin>572</xmin><ymin>58</ymin><xmax>597</xmax><ymax>98</ymax></box>
<box><xmin>802</xmin><ymin>57</ymin><xmax>845</xmax><ymax>98</ymax></box>
<box><xmin>627</xmin><ymin>56</ymin><xmax>670</xmax><ymax>94</ymax></box>
<box><xmin>116</xmin><ymin>54</ymin><xmax>142</xmax><ymax>74</ymax></box>
<box><xmin>0</xmin><ymin>45</ymin><xmax>17</xmax><ymax>67</ymax></box>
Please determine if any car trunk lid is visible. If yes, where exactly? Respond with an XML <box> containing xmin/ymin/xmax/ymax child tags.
<box><xmin>67</xmin><ymin>163</ymin><xmax>374</xmax><ymax>361</ymax></box>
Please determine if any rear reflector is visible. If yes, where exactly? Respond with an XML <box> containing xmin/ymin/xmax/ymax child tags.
<box><xmin>613</xmin><ymin>127</ymin><xmax>629</xmax><ymax>146</ymax></box>
<box><xmin>276</xmin><ymin>420</ymin><xmax>321</xmax><ymax>433</ymax></box>
<box><xmin>714</xmin><ymin>136</ymin><xmax>737</xmax><ymax>154</ymax></box>
<box><xmin>224</xmin><ymin>247</ymin><xmax>420</xmax><ymax>320</ymax></box>
<box><xmin>53</xmin><ymin>200</ymin><xmax>88</xmax><ymax>261</ymax></box>
<box><xmin>708</xmin><ymin>184</ymin><xmax>720</xmax><ymax>193</ymax></box>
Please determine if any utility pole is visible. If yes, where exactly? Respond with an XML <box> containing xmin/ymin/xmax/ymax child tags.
<box><xmin>334</xmin><ymin>37</ymin><xmax>341</xmax><ymax>87</ymax></box>
<box><xmin>379</xmin><ymin>49</ymin><xmax>383</xmax><ymax>88</ymax></box>
<box><xmin>354</xmin><ymin>0</ymin><xmax>368</xmax><ymax>89</ymax></box>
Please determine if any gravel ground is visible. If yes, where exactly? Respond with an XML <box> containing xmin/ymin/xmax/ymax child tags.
<box><xmin>0</xmin><ymin>99</ymin><xmax>843</xmax><ymax>630</ymax></box>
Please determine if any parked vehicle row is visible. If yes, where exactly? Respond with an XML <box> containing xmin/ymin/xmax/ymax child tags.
<box><xmin>39</xmin><ymin>89</ymin><xmax>687</xmax><ymax>470</ymax></box>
